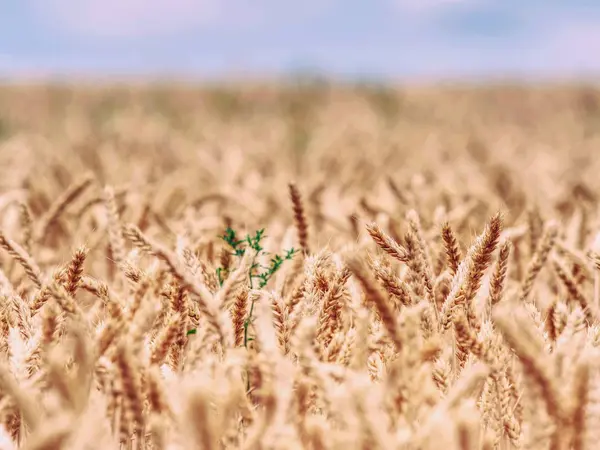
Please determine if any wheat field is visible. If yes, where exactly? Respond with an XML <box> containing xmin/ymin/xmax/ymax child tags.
<box><xmin>0</xmin><ymin>81</ymin><xmax>599</xmax><ymax>449</ymax></box>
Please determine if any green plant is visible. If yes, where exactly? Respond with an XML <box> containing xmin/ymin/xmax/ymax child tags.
<box><xmin>188</xmin><ymin>227</ymin><xmax>297</xmax><ymax>349</ymax></box>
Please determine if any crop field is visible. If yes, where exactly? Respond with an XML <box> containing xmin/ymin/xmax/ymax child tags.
<box><xmin>0</xmin><ymin>81</ymin><xmax>599</xmax><ymax>449</ymax></box>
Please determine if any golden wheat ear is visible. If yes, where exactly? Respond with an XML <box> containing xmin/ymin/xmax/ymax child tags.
<box><xmin>289</xmin><ymin>182</ymin><xmax>310</xmax><ymax>256</ymax></box>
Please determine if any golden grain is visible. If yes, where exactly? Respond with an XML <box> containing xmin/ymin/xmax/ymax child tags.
<box><xmin>0</xmin><ymin>84</ymin><xmax>599</xmax><ymax>449</ymax></box>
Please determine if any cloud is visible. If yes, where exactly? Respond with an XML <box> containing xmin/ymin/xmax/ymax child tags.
<box><xmin>31</xmin><ymin>0</ymin><xmax>221</xmax><ymax>38</ymax></box>
<box><xmin>528</xmin><ymin>20</ymin><xmax>600</xmax><ymax>73</ymax></box>
<box><xmin>547</xmin><ymin>22</ymin><xmax>600</xmax><ymax>54</ymax></box>
<box><xmin>11</xmin><ymin>1</ymin><xmax>600</xmax><ymax>79</ymax></box>
<box><xmin>392</xmin><ymin>0</ymin><xmax>480</xmax><ymax>17</ymax></box>
<box><xmin>30</xmin><ymin>0</ymin><xmax>331</xmax><ymax>39</ymax></box>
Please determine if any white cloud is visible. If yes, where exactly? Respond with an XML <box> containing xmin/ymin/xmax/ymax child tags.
<box><xmin>30</xmin><ymin>0</ymin><xmax>331</xmax><ymax>39</ymax></box>
<box><xmin>392</xmin><ymin>0</ymin><xmax>478</xmax><ymax>16</ymax></box>
<box><xmin>31</xmin><ymin>0</ymin><xmax>220</xmax><ymax>38</ymax></box>
<box><xmin>546</xmin><ymin>22</ymin><xmax>600</xmax><ymax>54</ymax></box>
<box><xmin>514</xmin><ymin>16</ymin><xmax>600</xmax><ymax>75</ymax></box>
<box><xmin>15</xmin><ymin>1</ymin><xmax>600</xmax><ymax>78</ymax></box>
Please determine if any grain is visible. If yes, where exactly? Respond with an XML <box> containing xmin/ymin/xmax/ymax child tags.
<box><xmin>0</xmin><ymin>84</ymin><xmax>598</xmax><ymax>449</ymax></box>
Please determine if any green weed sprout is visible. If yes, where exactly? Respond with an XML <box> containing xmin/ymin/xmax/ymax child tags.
<box><xmin>188</xmin><ymin>227</ymin><xmax>297</xmax><ymax>350</ymax></box>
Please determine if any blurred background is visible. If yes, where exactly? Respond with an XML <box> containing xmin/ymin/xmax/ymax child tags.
<box><xmin>0</xmin><ymin>0</ymin><xmax>599</xmax><ymax>289</ymax></box>
<box><xmin>2</xmin><ymin>0</ymin><xmax>600</xmax><ymax>242</ymax></box>
<box><xmin>2</xmin><ymin>0</ymin><xmax>600</xmax><ymax>83</ymax></box>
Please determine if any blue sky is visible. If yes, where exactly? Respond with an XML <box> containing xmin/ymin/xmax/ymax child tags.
<box><xmin>2</xmin><ymin>0</ymin><xmax>600</xmax><ymax>81</ymax></box>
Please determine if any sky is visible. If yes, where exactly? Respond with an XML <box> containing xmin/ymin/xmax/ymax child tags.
<box><xmin>1</xmin><ymin>0</ymin><xmax>600</xmax><ymax>81</ymax></box>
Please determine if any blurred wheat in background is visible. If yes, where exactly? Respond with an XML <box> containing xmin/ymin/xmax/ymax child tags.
<box><xmin>0</xmin><ymin>81</ymin><xmax>600</xmax><ymax>449</ymax></box>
